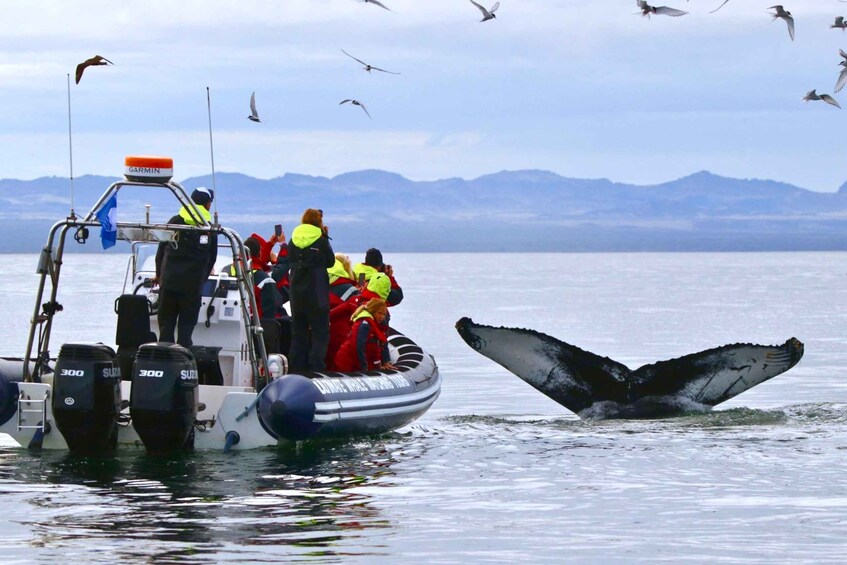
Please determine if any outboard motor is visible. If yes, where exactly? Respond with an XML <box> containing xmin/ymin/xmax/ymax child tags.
<box><xmin>52</xmin><ymin>343</ymin><xmax>121</xmax><ymax>454</ymax></box>
<box><xmin>129</xmin><ymin>343</ymin><xmax>198</xmax><ymax>453</ymax></box>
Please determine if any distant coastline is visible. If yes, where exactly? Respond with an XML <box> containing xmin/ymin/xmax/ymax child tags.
<box><xmin>2</xmin><ymin>169</ymin><xmax>846</xmax><ymax>253</ymax></box>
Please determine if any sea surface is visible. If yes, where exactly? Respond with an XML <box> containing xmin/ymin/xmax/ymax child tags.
<box><xmin>1</xmin><ymin>252</ymin><xmax>847</xmax><ymax>564</ymax></box>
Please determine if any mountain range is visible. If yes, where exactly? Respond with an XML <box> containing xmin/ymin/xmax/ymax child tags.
<box><xmin>1</xmin><ymin>169</ymin><xmax>846</xmax><ymax>253</ymax></box>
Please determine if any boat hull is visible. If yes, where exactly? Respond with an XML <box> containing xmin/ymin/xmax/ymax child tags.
<box><xmin>0</xmin><ymin>329</ymin><xmax>439</xmax><ymax>451</ymax></box>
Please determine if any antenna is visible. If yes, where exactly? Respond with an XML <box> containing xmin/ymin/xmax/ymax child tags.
<box><xmin>206</xmin><ymin>86</ymin><xmax>218</xmax><ymax>225</ymax></box>
<box><xmin>66</xmin><ymin>73</ymin><xmax>76</xmax><ymax>219</ymax></box>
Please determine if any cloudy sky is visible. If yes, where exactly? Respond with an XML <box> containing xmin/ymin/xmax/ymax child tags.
<box><xmin>1</xmin><ymin>0</ymin><xmax>845</xmax><ymax>191</ymax></box>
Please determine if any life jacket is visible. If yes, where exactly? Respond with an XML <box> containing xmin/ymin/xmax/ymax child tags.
<box><xmin>334</xmin><ymin>311</ymin><xmax>387</xmax><ymax>372</ymax></box>
<box><xmin>227</xmin><ymin>261</ymin><xmax>277</xmax><ymax>319</ymax></box>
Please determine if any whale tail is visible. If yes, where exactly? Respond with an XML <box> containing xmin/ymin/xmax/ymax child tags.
<box><xmin>455</xmin><ymin>317</ymin><xmax>804</xmax><ymax>418</ymax></box>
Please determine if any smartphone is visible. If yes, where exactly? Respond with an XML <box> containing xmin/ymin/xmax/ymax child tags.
<box><xmin>358</xmin><ymin>273</ymin><xmax>366</xmax><ymax>286</ymax></box>
<box><xmin>274</xmin><ymin>224</ymin><xmax>282</xmax><ymax>237</ymax></box>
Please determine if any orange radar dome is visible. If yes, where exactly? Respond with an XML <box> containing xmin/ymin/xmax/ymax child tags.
<box><xmin>124</xmin><ymin>155</ymin><xmax>173</xmax><ymax>183</ymax></box>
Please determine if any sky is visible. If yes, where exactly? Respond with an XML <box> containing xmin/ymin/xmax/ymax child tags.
<box><xmin>0</xmin><ymin>0</ymin><xmax>846</xmax><ymax>192</ymax></box>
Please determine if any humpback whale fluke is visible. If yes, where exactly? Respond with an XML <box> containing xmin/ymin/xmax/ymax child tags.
<box><xmin>455</xmin><ymin>317</ymin><xmax>804</xmax><ymax>419</ymax></box>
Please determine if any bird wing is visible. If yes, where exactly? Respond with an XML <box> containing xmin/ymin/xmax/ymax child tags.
<box><xmin>358</xmin><ymin>102</ymin><xmax>372</xmax><ymax>119</ymax></box>
<box><xmin>75</xmin><ymin>62</ymin><xmax>86</xmax><ymax>84</ymax></box>
<box><xmin>840</xmin><ymin>48</ymin><xmax>847</xmax><ymax>60</ymax></box>
<box><xmin>469</xmin><ymin>0</ymin><xmax>487</xmax><ymax>15</ymax></box>
<box><xmin>367</xmin><ymin>0</ymin><xmax>391</xmax><ymax>11</ymax></box>
<box><xmin>490</xmin><ymin>1</ymin><xmax>500</xmax><ymax>14</ymax></box>
<box><xmin>339</xmin><ymin>99</ymin><xmax>352</xmax><ymax>105</ymax></box>
<box><xmin>710</xmin><ymin>0</ymin><xmax>730</xmax><ymax>13</ymax></box>
<box><xmin>96</xmin><ymin>56</ymin><xmax>114</xmax><ymax>65</ymax></box>
<box><xmin>836</xmin><ymin>16</ymin><xmax>844</xmax><ymax>25</ymax></box>
<box><xmin>836</xmin><ymin>69</ymin><xmax>847</xmax><ymax>93</ymax></box>
<box><xmin>655</xmin><ymin>6</ymin><xmax>688</xmax><ymax>16</ymax></box>
<box><xmin>249</xmin><ymin>91</ymin><xmax>258</xmax><ymax>118</ymax></box>
<box><xmin>821</xmin><ymin>94</ymin><xmax>842</xmax><ymax>108</ymax></box>
<box><xmin>637</xmin><ymin>0</ymin><xmax>649</xmax><ymax>8</ymax></box>
<box><xmin>341</xmin><ymin>49</ymin><xmax>368</xmax><ymax>67</ymax></box>
<box><xmin>786</xmin><ymin>15</ymin><xmax>795</xmax><ymax>40</ymax></box>
<box><xmin>371</xmin><ymin>65</ymin><xmax>400</xmax><ymax>74</ymax></box>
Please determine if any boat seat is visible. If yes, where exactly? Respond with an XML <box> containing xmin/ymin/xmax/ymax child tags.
<box><xmin>115</xmin><ymin>294</ymin><xmax>157</xmax><ymax>381</ymax></box>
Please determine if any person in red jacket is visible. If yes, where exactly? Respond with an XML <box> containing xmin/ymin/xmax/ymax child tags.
<box><xmin>334</xmin><ymin>299</ymin><xmax>395</xmax><ymax>372</ymax></box>
<box><xmin>327</xmin><ymin>271</ymin><xmax>394</xmax><ymax>368</ymax></box>
<box><xmin>325</xmin><ymin>254</ymin><xmax>360</xmax><ymax>370</ymax></box>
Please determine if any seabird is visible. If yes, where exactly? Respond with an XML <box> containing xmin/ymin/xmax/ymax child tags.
<box><xmin>469</xmin><ymin>0</ymin><xmax>499</xmax><ymax>22</ymax></box>
<box><xmin>340</xmin><ymin>99</ymin><xmax>372</xmax><ymax>119</ymax></box>
<box><xmin>769</xmin><ymin>5</ymin><xmax>795</xmax><ymax>41</ymax></box>
<box><xmin>248</xmin><ymin>91</ymin><xmax>260</xmax><ymax>122</ymax></box>
<box><xmin>340</xmin><ymin>49</ymin><xmax>400</xmax><ymax>74</ymax></box>
<box><xmin>75</xmin><ymin>55</ymin><xmax>113</xmax><ymax>84</ymax></box>
<box><xmin>636</xmin><ymin>1</ymin><xmax>688</xmax><ymax>17</ymax></box>
<box><xmin>803</xmin><ymin>89</ymin><xmax>841</xmax><ymax>109</ymax></box>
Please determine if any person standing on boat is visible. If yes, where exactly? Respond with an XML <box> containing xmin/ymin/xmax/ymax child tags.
<box><xmin>154</xmin><ymin>187</ymin><xmax>218</xmax><ymax>348</ymax></box>
<box><xmin>352</xmin><ymin>248</ymin><xmax>404</xmax><ymax>306</ymax></box>
<box><xmin>334</xmin><ymin>298</ymin><xmax>395</xmax><ymax>372</ymax></box>
<box><xmin>287</xmin><ymin>208</ymin><xmax>335</xmax><ymax>371</ymax></box>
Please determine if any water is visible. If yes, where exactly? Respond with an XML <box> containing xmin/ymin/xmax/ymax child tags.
<box><xmin>2</xmin><ymin>252</ymin><xmax>847</xmax><ymax>563</ymax></box>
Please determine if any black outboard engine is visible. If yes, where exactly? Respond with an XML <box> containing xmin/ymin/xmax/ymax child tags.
<box><xmin>129</xmin><ymin>343</ymin><xmax>198</xmax><ymax>453</ymax></box>
<box><xmin>52</xmin><ymin>343</ymin><xmax>121</xmax><ymax>454</ymax></box>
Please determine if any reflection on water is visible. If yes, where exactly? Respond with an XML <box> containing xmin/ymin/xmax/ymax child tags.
<box><xmin>0</xmin><ymin>438</ymin><xmax>414</xmax><ymax>563</ymax></box>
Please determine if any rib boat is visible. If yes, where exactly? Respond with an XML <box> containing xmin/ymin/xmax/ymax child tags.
<box><xmin>0</xmin><ymin>156</ymin><xmax>440</xmax><ymax>453</ymax></box>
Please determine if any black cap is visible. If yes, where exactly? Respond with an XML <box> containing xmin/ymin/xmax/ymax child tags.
<box><xmin>191</xmin><ymin>187</ymin><xmax>214</xmax><ymax>206</ymax></box>
<box><xmin>365</xmin><ymin>248</ymin><xmax>383</xmax><ymax>268</ymax></box>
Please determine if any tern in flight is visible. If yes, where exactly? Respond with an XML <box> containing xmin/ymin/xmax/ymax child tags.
<box><xmin>362</xmin><ymin>0</ymin><xmax>391</xmax><ymax>11</ymax></box>
<box><xmin>340</xmin><ymin>99</ymin><xmax>372</xmax><ymax>119</ymax></box>
<box><xmin>832</xmin><ymin>16</ymin><xmax>846</xmax><ymax>30</ymax></box>
<box><xmin>636</xmin><ymin>1</ymin><xmax>688</xmax><ymax>17</ymax></box>
<box><xmin>769</xmin><ymin>5</ymin><xmax>795</xmax><ymax>41</ymax></box>
<box><xmin>469</xmin><ymin>0</ymin><xmax>499</xmax><ymax>22</ymax></box>
<box><xmin>75</xmin><ymin>55</ymin><xmax>113</xmax><ymax>84</ymax></box>
<box><xmin>836</xmin><ymin>49</ymin><xmax>847</xmax><ymax>93</ymax></box>
<box><xmin>248</xmin><ymin>91</ymin><xmax>260</xmax><ymax>122</ymax></box>
<box><xmin>803</xmin><ymin>89</ymin><xmax>840</xmax><ymax>109</ymax></box>
<box><xmin>340</xmin><ymin>49</ymin><xmax>400</xmax><ymax>74</ymax></box>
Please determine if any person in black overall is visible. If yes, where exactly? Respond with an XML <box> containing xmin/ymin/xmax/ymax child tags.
<box><xmin>287</xmin><ymin>208</ymin><xmax>334</xmax><ymax>372</ymax></box>
<box><xmin>154</xmin><ymin>187</ymin><xmax>218</xmax><ymax>348</ymax></box>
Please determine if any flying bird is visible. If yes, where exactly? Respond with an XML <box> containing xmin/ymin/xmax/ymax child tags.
<box><xmin>832</xmin><ymin>16</ymin><xmax>846</xmax><ymax>31</ymax></box>
<box><xmin>340</xmin><ymin>99</ymin><xmax>372</xmax><ymax>119</ymax></box>
<box><xmin>75</xmin><ymin>55</ymin><xmax>113</xmax><ymax>84</ymax></box>
<box><xmin>768</xmin><ymin>5</ymin><xmax>794</xmax><ymax>41</ymax></box>
<box><xmin>836</xmin><ymin>49</ymin><xmax>847</xmax><ymax>93</ymax></box>
<box><xmin>469</xmin><ymin>0</ymin><xmax>499</xmax><ymax>22</ymax></box>
<box><xmin>803</xmin><ymin>89</ymin><xmax>841</xmax><ymax>109</ymax></box>
<box><xmin>340</xmin><ymin>49</ymin><xmax>400</xmax><ymax>74</ymax></box>
<box><xmin>361</xmin><ymin>0</ymin><xmax>391</xmax><ymax>11</ymax></box>
<box><xmin>636</xmin><ymin>1</ymin><xmax>688</xmax><ymax>17</ymax></box>
<box><xmin>248</xmin><ymin>91</ymin><xmax>260</xmax><ymax>122</ymax></box>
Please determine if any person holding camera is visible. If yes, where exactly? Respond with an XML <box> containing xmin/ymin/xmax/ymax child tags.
<box><xmin>352</xmin><ymin>248</ymin><xmax>404</xmax><ymax>306</ymax></box>
<box><xmin>287</xmin><ymin>208</ymin><xmax>335</xmax><ymax>372</ymax></box>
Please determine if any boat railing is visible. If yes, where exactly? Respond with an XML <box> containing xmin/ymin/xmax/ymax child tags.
<box><xmin>23</xmin><ymin>179</ymin><xmax>270</xmax><ymax>390</ymax></box>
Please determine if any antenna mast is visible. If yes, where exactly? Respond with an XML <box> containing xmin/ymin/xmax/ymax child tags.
<box><xmin>206</xmin><ymin>86</ymin><xmax>218</xmax><ymax>225</ymax></box>
<box><xmin>67</xmin><ymin>73</ymin><xmax>76</xmax><ymax>219</ymax></box>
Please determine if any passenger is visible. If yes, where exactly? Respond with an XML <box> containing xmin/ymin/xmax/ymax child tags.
<box><xmin>324</xmin><ymin>254</ymin><xmax>360</xmax><ymax>370</ymax></box>
<box><xmin>154</xmin><ymin>187</ymin><xmax>218</xmax><ymax>348</ymax></box>
<box><xmin>352</xmin><ymin>248</ymin><xmax>404</xmax><ymax>306</ymax></box>
<box><xmin>287</xmin><ymin>208</ymin><xmax>335</xmax><ymax>371</ymax></box>
<box><xmin>244</xmin><ymin>237</ymin><xmax>284</xmax><ymax>355</ymax></box>
<box><xmin>328</xmin><ymin>253</ymin><xmax>359</xmax><ymax>308</ymax></box>
<box><xmin>327</xmin><ymin>271</ymin><xmax>394</xmax><ymax>369</ymax></box>
<box><xmin>334</xmin><ymin>299</ymin><xmax>395</xmax><ymax>372</ymax></box>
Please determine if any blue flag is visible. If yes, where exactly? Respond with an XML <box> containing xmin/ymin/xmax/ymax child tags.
<box><xmin>95</xmin><ymin>194</ymin><xmax>117</xmax><ymax>250</ymax></box>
